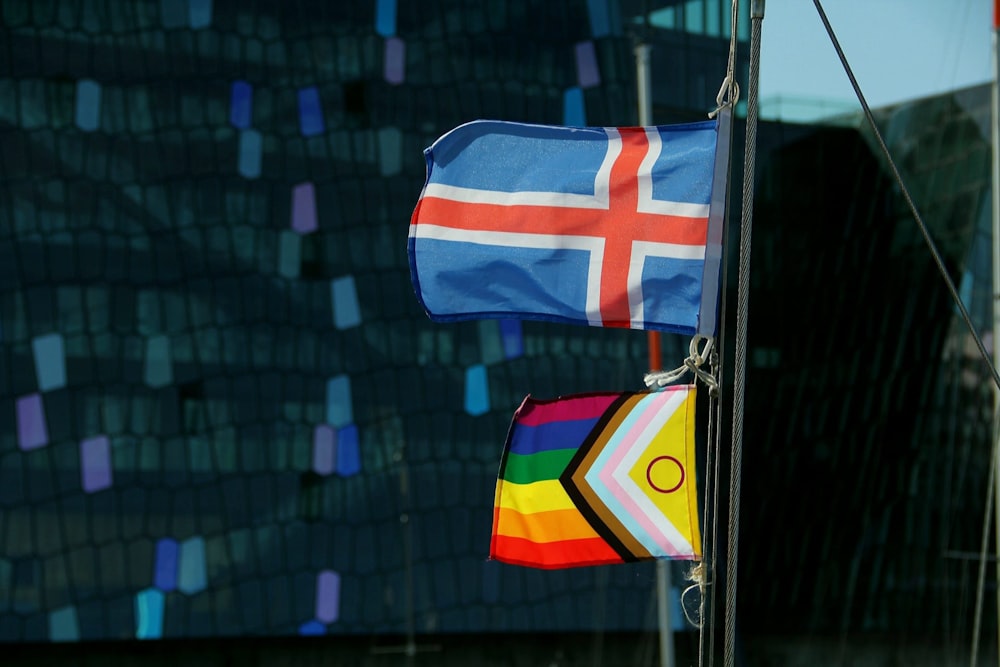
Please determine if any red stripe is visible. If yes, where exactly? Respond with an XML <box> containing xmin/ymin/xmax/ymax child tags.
<box><xmin>415</xmin><ymin>197</ymin><xmax>708</xmax><ymax>246</ymax></box>
<box><xmin>514</xmin><ymin>392</ymin><xmax>621</xmax><ymax>426</ymax></box>
<box><xmin>490</xmin><ymin>534</ymin><xmax>624</xmax><ymax>569</ymax></box>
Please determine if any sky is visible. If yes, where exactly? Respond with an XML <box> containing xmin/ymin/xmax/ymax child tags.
<box><xmin>759</xmin><ymin>0</ymin><xmax>993</xmax><ymax>120</ymax></box>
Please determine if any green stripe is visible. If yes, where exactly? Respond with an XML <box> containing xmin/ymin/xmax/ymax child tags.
<box><xmin>502</xmin><ymin>448</ymin><xmax>576</xmax><ymax>485</ymax></box>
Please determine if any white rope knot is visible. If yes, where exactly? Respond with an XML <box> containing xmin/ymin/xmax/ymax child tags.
<box><xmin>643</xmin><ymin>335</ymin><xmax>719</xmax><ymax>392</ymax></box>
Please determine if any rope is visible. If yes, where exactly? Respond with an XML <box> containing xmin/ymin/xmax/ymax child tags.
<box><xmin>724</xmin><ymin>2</ymin><xmax>764</xmax><ymax>666</ymax></box>
<box><xmin>811</xmin><ymin>0</ymin><xmax>1000</xmax><ymax>394</ymax></box>
<box><xmin>701</xmin><ymin>346</ymin><xmax>724</xmax><ymax>667</ymax></box>
<box><xmin>712</xmin><ymin>0</ymin><xmax>742</xmax><ymax>117</ymax></box>
<box><xmin>644</xmin><ymin>335</ymin><xmax>718</xmax><ymax>392</ymax></box>
<box><xmin>970</xmin><ymin>415</ymin><xmax>1000</xmax><ymax>667</ymax></box>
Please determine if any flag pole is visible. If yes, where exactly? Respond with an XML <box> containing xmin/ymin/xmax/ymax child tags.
<box><xmin>634</xmin><ymin>37</ymin><xmax>675</xmax><ymax>667</ymax></box>
<box><xmin>724</xmin><ymin>2</ymin><xmax>764</xmax><ymax>667</ymax></box>
<box><xmin>992</xmin><ymin>2</ymin><xmax>1000</xmax><ymax>663</ymax></box>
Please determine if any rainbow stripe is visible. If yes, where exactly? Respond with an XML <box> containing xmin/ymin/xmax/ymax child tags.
<box><xmin>490</xmin><ymin>387</ymin><xmax>700</xmax><ymax>569</ymax></box>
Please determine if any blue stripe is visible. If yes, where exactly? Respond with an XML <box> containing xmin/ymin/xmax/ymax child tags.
<box><xmin>510</xmin><ymin>418</ymin><xmax>600</xmax><ymax>456</ymax></box>
<box><xmin>412</xmin><ymin>238</ymin><xmax>591</xmax><ymax>322</ymax></box>
<box><xmin>650</xmin><ymin>123</ymin><xmax>717</xmax><ymax>205</ymax></box>
<box><xmin>427</xmin><ymin>121</ymin><xmax>607</xmax><ymax>195</ymax></box>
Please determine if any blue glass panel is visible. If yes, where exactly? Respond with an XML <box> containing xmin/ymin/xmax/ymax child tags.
<box><xmin>189</xmin><ymin>0</ymin><xmax>213</xmax><ymax>28</ymax></box>
<box><xmin>177</xmin><ymin>536</ymin><xmax>207</xmax><ymax>594</ymax></box>
<box><xmin>298</xmin><ymin>619</ymin><xmax>326</xmax><ymax>635</ymax></box>
<box><xmin>335</xmin><ymin>425</ymin><xmax>360</xmax><ymax>476</ymax></box>
<box><xmin>499</xmin><ymin>320</ymin><xmax>523</xmax><ymax>359</ymax></box>
<box><xmin>464</xmin><ymin>364</ymin><xmax>490</xmax><ymax>416</ymax></box>
<box><xmin>278</xmin><ymin>231</ymin><xmax>301</xmax><ymax>279</ymax></box>
<box><xmin>297</xmin><ymin>87</ymin><xmax>325</xmax><ymax>137</ymax></box>
<box><xmin>74</xmin><ymin>79</ymin><xmax>101</xmax><ymax>132</ymax></box>
<box><xmin>325</xmin><ymin>374</ymin><xmax>353</xmax><ymax>427</ymax></box>
<box><xmin>330</xmin><ymin>275</ymin><xmax>362</xmax><ymax>329</ymax></box>
<box><xmin>586</xmin><ymin>0</ymin><xmax>611</xmax><ymax>37</ymax></box>
<box><xmin>48</xmin><ymin>605</ymin><xmax>79</xmax><ymax>642</ymax></box>
<box><xmin>144</xmin><ymin>335</ymin><xmax>173</xmax><ymax>388</ymax></box>
<box><xmin>134</xmin><ymin>588</ymin><xmax>165</xmax><ymax>639</ymax></box>
<box><xmin>375</xmin><ymin>0</ymin><xmax>397</xmax><ymax>37</ymax></box>
<box><xmin>229</xmin><ymin>81</ymin><xmax>253</xmax><ymax>129</ymax></box>
<box><xmin>32</xmin><ymin>332</ymin><xmax>66</xmax><ymax>391</ymax></box>
<box><xmin>562</xmin><ymin>87</ymin><xmax>586</xmax><ymax>126</ymax></box>
<box><xmin>237</xmin><ymin>129</ymin><xmax>263</xmax><ymax>179</ymax></box>
<box><xmin>154</xmin><ymin>538</ymin><xmax>179</xmax><ymax>591</ymax></box>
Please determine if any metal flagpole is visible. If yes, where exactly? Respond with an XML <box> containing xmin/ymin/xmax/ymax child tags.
<box><xmin>992</xmin><ymin>2</ymin><xmax>1000</xmax><ymax>664</ymax></box>
<box><xmin>634</xmin><ymin>37</ymin><xmax>675</xmax><ymax>667</ymax></box>
<box><xmin>724</xmin><ymin>2</ymin><xmax>764</xmax><ymax>667</ymax></box>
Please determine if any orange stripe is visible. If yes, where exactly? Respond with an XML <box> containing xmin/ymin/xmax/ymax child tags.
<box><xmin>490</xmin><ymin>534</ymin><xmax>624</xmax><ymax>569</ymax></box>
<box><xmin>493</xmin><ymin>507</ymin><xmax>602</xmax><ymax>544</ymax></box>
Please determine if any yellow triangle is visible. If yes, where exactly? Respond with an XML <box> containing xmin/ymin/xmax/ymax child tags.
<box><xmin>626</xmin><ymin>389</ymin><xmax>701</xmax><ymax>555</ymax></box>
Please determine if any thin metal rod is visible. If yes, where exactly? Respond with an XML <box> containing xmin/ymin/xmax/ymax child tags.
<box><xmin>724</xmin><ymin>1</ymin><xmax>764</xmax><ymax>665</ymax></box>
<box><xmin>635</xmin><ymin>38</ymin><xmax>676</xmax><ymax>667</ymax></box>
<box><xmin>812</xmin><ymin>0</ymin><xmax>1000</xmax><ymax>394</ymax></box>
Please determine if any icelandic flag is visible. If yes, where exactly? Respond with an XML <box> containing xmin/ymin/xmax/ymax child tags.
<box><xmin>408</xmin><ymin>110</ymin><xmax>731</xmax><ymax>335</ymax></box>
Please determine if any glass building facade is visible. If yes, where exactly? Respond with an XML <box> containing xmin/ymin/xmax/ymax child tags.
<box><xmin>0</xmin><ymin>0</ymin><xmax>996</xmax><ymax>664</ymax></box>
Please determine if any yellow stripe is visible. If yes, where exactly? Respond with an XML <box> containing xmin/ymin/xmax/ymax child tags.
<box><xmin>494</xmin><ymin>507</ymin><xmax>600</xmax><ymax>544</ymax></box>
<box><xmin>496</xmin><ymin>479</ymin><xmax>576</xmax><ymax>513</ymax></box>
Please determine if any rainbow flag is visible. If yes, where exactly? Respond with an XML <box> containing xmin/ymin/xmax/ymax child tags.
<box><xmin>491</xmin><ymin>385</ymin><xmax>701</xmax><ymax>569</ymax></box>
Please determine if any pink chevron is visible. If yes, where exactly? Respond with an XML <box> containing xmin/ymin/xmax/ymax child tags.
<box><xmin>597</xmin><ymin>391</ymin><xmax>683</xmax><ymax>557</ymax></box>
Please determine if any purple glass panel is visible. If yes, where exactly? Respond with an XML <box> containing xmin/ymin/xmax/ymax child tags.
<box><xmin>499</xmin><ymin>320</ymin><xmax>523</xmax><ymax>359</ymax></box>
<box><xmin>16</xmin><ymin>393</ymin><xmax>48</xmax><ymax>451</ymax></box>
<box><xmin>153</xmin><ymin>538</ymin><xmax>179</xmax><ymax>591</ymax></box>
<box><xmin>315</xmin><ymin>570</ymin><xmax>340</xmax><ymax>623</ymax></box>
<box><xmin>80</xmin><ymin>435</ymin><xmax>112</xmax><ymax>493</ymax></box>
<box><xmin>312</xmin><ymin>425</ymin><xmax>336</xmax><ymax>476</ymax></box>
<box><xmin>335</xmin><ymin>425</ymin><xmax>360</xmax><ymax>476</ymax></box>
<box><xmin>575</xmin><ymin>41</ymin><xmax>601</xmax><ymax>88</ymax></box>
<box><xmin>291</xmin><ymin>182</ymin><xmax>318</xmax><ymax>234</ymax></box>
<box><xmin>384</xmin><ymin>37</ymin><xmax>405</xmax><ymax>85</ymax></box>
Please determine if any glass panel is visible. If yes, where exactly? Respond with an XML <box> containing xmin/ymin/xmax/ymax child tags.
<box><xmin>464</xmin><ymin>364</ymin><xmax>490</xmax><ymax>416</ymax></box>
<box><xmin>32</xmin><ymin>332</ymin><xmax>66</xmax><ymax>391</ymax></box>
<box><xmin>48</xmin><ymin>605</ymin><xmax>79</xmax><ymax>642</ymax></box>
<box><xmin>74</xmin><ymin>79</ymin><xmax>101</xmax><ymax>132</ymax></box>
<box><xmin>335</xmin><ymin>425</ymin><xmax>360</xmax><ymax>476</ymax></box>
<box><xmin>237</xmin><ymin>129</ymin><xmax>263</xmax><ymax>179</ymax></box>
<box><xmin>188</xmin><ymin>0</ymin><xmax>213</xmax><ymax>29</ymax></box>
<box><xmin>562</xmin><ymin>87</ymin><xmax>586</xmax><ymax>126</ymax></box>
<box><xmin>16</xmin><ymin>393</ymin><xmax>48</xmax><ymax>451</ymax></box>
<box><xmin>277</xmin><ymin>231</ymin><xmax>301</xmax><ymax>279</ymax></box>
<box><xmin>575</xmin><ymin>41</ymin><xmax>600</xmax><ymax>89</ymax></box>
<box><xmin>311</xmin><ymin>424</ymin><xmax>336</xmax><ymax>475</ymax></box>
<box><xmin>685</xmin><ymin>0</ymin><xmax>704</xmax><ymax>34</ymax></box>
<box><xmin>229</xmin><ymin>81</ymin><xmax>253</xmax><ymax>129</ymax></box>
<box><xmin>375</xmin><ymin>0</ymin><xmax>397</xmax><ymax>37</ymax></box>
<box><xmin>134</xmin><ymin>588</ymin><xmax>165</xmax><ymax>639</ymax></box>
<box><xmin>290</xmin><ymin>182</ymin><xmax>317</xmax><ymax>234</ymax></box>
<box><xmin>325</xmin><ymin>374</ymin><xmax>353</xmax><ymax>427</ymax></box>
<box><xmin>384</xmin><ymin>37</ymin><xmax>406</xmax><ymax>85</ymax></box>
<box><xmin>154</xmin><ymin>538</ymin><xmax>179</xmax><ymax>591</ymax></box>
<box><xmin>315</xmin><ymin>570</ymin><xmax>340</xmax><ymax>623</ymax></box>
<box><xmin>378</xmin><ymin>126</ymin><xmax>402</xmax><ymax>176</ymax></box>
<box><xmin>144</xmin><ymin>335</ymin><xmax>173</xmax><ymax>388</ymax></box>
<box><xmin>297</xmin><ymin>87</ymin><xmax>325</xmax><ymax>137</ymax></box>
<box><xmin>586</xmin><ymin>0</ymin><xmax>611</xmax><ymax>37</ymax></box>
<box><xmin>80</xmin><ymin>435</ymin><xmax>113</xmax><ymax>493</ymax></box>
<box><xmin>177</xmin><ymin>536</ymin><xmax>207</xmax><ymax>594</ymax></box>
<box><xmin>330</xmin><ymin>275</ymin><xmax>362</xmax><ymax>329</ymax></box>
